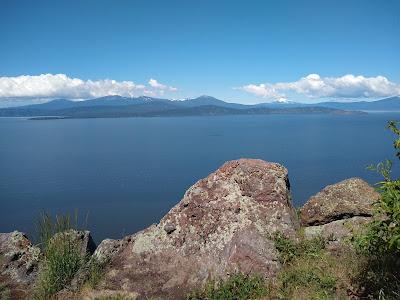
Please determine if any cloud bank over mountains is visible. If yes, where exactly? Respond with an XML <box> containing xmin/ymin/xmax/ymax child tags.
<box><xmin>238</xmin><ymin>74</ymin><xmax>400</xmax><ymax>101</ymax></box>
<box><xmin>0</xmin><ymin>74</ymin><xmax>178</xmax><ymax>100</ymax></box>
<box><xmin>0</xmin><ymin>73</ymin><xmax>399</xmax><ymax>104</ymax></box>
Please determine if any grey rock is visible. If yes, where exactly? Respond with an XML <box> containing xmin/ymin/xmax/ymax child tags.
<box><xmin>164</xmin><ymin>223</ymin><xmax>176</xmax><ymax>234</ymax></box>
<box><xmin>303</xmin><ymin>216</ymin><xmax>371</xmax><ymax>241</ymax></box>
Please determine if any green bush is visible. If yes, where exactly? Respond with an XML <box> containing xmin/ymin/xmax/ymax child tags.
<box><xmin>33</xmin><ymin>212</ymin><xmax>85</xmax><ymax>299</ymax></box>
<box><xmin>356</xmin><ymin>121</ymin><xmax>400</xmax><ymax>255</ymax></box>
<box><xmin>187</xmin><ymin>273</ymin><xmax>269</xmax><ymax>300</ymax></box>
<box><xmin>350</xmin><ymin>120</ymin><xmax>400</xmax><ymax>299</ymax></box>
<box><xmin>273</xmin><ymin>232</ymin><xmax>299</xmax><ymax>264</ymax></box>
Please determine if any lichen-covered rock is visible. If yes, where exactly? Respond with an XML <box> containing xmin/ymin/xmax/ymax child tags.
<box><xmin>91</xmin><ymin>159</ymin><xmax>299</xmax><ymax>299</ymax></box>
<box><xmin>0</xmin><ymin>231</ymin><xmax>40</xmax><ymax>300</ymax></box>
<box><xmin>300</xmin><ymin>178</ymin><xmax>379</xmax><ymax>226</ymax></box>
<box><xmin>52</xmin><ymin>230</ymin><xmax>96</xmax><ymax>257</ymax></box>
<box><xmin>93</xmin><ymin>237</ymin><xmax>131</xmax><ymax>264</ymax></box>
<box><xmin>303</xmin><ymin>216</ymin><xmax>371</xmax><ymax>241</ymax></box>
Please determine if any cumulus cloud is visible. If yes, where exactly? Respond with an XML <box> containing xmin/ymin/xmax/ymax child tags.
<box><xmin>239</xmin><ymin>84</ymin><xmax>287</xmax><ymax>102</ymax></box>
<box><xmin>148</xmin><ymin>78</ymin><xmax>177</xmax><ymax>92</ymax></box>
<box><xmin>237</xmin><ymin>74</ymin><xmax>400</xmax><ymax>101</ymax></box>
<box><xmin>0</xmin><ymin>74</ymin><xmax>178</xmax><ymax>100</ymax></box>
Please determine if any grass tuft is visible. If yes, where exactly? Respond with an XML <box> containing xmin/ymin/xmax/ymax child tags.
<box><xmin>272</xmin><ymin>233</ymin><xmax>342</xmax><ymax>299</ymax></box>
<box><xmin>273</xmin><ymin>232</ymin><xmax>327</xmax><ymax>264</ymax></box>
<box><xmin>86</xmin><ymin>257</ymin><xmax>106</xmax><ymax>288</ymax></box>
<box><xmin>33</xmin><ymin>212</ymin><xmax>85</xmax><ymax>299</ymax></box>
<box><xmin>95</xmin><ymin>296</ymin><xmax>132</xmax><ymax>300</ymax></box>
<box><xmin>277</xmin><ymin>257</ymin><xmax>337</xmax><ymax>299</ymax></box>
<box><xmin>187</xmin><ymin>273</ymin><xmax>269</xmax><ymax>300</ymax></box>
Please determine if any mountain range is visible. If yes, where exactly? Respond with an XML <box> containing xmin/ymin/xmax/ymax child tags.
<box><xmin>0</xmin><ymin>95</ymin><xmax>398</xmax><ymax>119</ymax></box>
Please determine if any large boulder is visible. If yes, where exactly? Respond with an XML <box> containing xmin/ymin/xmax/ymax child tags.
<box><xmin>91</xmin><ymin>159</ymin><xmax>299</xmax><ymax>299</ymax></box>
<box><xmin>300</xmin><ymin>178</ymin><xmax>379</xmax><ymax>226</ymax></box>
<box><xmin>0</xmin><ymin>231</ymin><xmax>40</xmax><ymax>300</ymax></box>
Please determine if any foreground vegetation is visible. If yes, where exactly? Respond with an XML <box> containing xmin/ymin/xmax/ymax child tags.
<box><xmin>33</xmin><ymin>212</ymin><xmax>83</xmax><ymax>299</ymax></box>
<box><xmin>32</xmin><ymin>212</ymin><xmax>105</xmax><ymax>299</ymax></box>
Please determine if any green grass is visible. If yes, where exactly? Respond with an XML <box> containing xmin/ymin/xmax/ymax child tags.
<box><xmin>273</xmin><ymin>232</ymin><xmax>327</xmax><ymax>264</ymax></box>
<box><xmin>0</xmin><ymin>283</ymin><xmax>11</xmax><ymax>300</ymax></box>
<box><xmin>33</xmin><ymin>212</ymin><xmax>85</xmax><ymax>299</ymax></box>
<box><xmin>186</xmin><ymin>235</ymin><xmax>337</xmax><ymax>300</ymax></box>
<box><xmin>276</xmin><ymin>257</ymin><xmax>337</xmax><ymax>300</ymax></box>
<box><xmin>96</xmin><ymin>297</ymin><xmax>128</xmax><ymax>300</ymax></box>
<box><xmin>85</xmin><ymin>257</ymin><xmax>106</xmax><ymax>288</ymax></box>
<box><xmin>271</xmin><ymin>233</ymin><xmax>340</xmax><ymax>299</ymax></box>
<box><xmin>95</xmin><ymin>295</ymin><xmax>134</xmax><ymax>300</ymax></box>
<box><xmin>187</xmin><ymin>273</ymin><xmax>269</xmax><ymax>300</ymax></box>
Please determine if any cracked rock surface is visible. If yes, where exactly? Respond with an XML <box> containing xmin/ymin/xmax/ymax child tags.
<box><xmin>91</xmin><ymin>159</ymin><xmax>299</xmax><ymax>299</ymax></box>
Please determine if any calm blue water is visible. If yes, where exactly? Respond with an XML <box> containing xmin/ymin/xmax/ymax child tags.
<box><xmin>0</xmin><ymin>114</ymin><xmax>399</xmax><ymax>242</ymax></box>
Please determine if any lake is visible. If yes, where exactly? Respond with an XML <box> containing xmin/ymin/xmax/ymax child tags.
<box><xmin>0</xmin><ymin>113</ymin><xmax>399</xmax><ymax>242</ymax></box>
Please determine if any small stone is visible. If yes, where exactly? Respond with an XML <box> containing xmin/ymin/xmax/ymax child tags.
<box><xmin>164</xmin><ymin>223</ymin><xmax>176</xmax><ymax>234</ymax></box>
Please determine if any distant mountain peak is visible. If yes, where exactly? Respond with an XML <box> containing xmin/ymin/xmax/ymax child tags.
<box><xmin>273</xmin><ymin>98</ymin><xmax>296</xmax><ymax>104</ymax></box>
<box><xmin>96</xmin><ymin>95</ymin><xmax>125</xmax><ymax>100</ymax></box>
<box><xmin>196</xmin><ymin>95</ymin><xmax>218</xmax><ymax>99</ymax></box>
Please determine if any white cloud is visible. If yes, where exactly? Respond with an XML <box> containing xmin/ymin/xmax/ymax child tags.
<box><xmin>148</xmin><ymin>78</ymin><xmax>178</xmax><ymax>92</ymax></box>
<box><xmin>0</xmin><ymin>74</ymin><xmax>178</xmax><ymax>100</ymax></box>
<box><xmin>238</xmin><ymin>74</ymin><xmax>400</xmax><ymax>101</ymax></box>
<box><xmin>238</xmin><ymin>84</ymin><xmax>287</xmax><ymax>102</ymax></box>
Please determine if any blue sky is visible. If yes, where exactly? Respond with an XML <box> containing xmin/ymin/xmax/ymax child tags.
<box><xmin>0</xmin><ymin>0</ymin><xmax>399</xmax><ymax>104</ymax></box>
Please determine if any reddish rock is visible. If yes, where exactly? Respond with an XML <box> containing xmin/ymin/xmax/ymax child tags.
<box><xmin>300</xmin><ymin>178</ymin><xmax>379</xmax><ymax>226</ymax></box>
<box><xmin>91</xmin><ymin>159</ymin><xmax>299</xmax><ymax>299</ymax></box>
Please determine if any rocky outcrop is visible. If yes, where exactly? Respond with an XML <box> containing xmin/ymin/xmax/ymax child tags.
<box><xmin>300</xmin><ymin>178</ymin><xmax>379</xmax><ymax>249</ymax></box>
<box><xmin>1</xmin><ymin>161</ymin><xmax>381</xmax><ymax>300</ymax></box>
<box><xmin>0</xmin><ymin>231</ymin><xmax>40</xmax><ymax>300</ymax></box>
<box><xmin>300</xmin><ymin>178</ymin><xmax>379</xmax><ymax>226</ymax></box>
<box><xmin>91</xmin><ymin>159</ymin><xmax>299</xmax><ymax>299</ymax></box>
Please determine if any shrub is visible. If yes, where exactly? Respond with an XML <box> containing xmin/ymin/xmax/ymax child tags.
<box><xmin>187</xmin><ymin>273</ymin><xmax>269</xmax><ymax>300</ymax></box>
<box><xmin>351</xmin><ymin>120</ymin><xmax>400</xmax><ymax>299</ymax></box>
<box><xmin>356</xmin><ymin>121</ymin><xmax>400</xmax><ymax>255</ymax></box>
<box><xmin>33</xmin><ymin>212</ymin><xmax>85</xmax><ymax>299</ymax></box>
<box><xmin>273</xmin><ymin>232</ymin><xmax>299</xmax><ymax>264</ymax></box>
